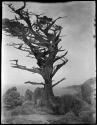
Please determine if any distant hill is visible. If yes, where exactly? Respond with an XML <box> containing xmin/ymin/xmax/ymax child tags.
<box><xmin>2</xmin><ymin>77</ymin><xmax>96</xmax><ymax>98</ymax></box>
<box><xmin>54</xmin><ymin>77</ymin><xmax>96</xmax><ymax>97</ymax></box>
<box><xmin>53</xmin><ymin>84</ymin><xmax>81</xmax><ymax>96</ymax></box>
<box><xmin>83</xmin><ymin>77</ymin><xmax>96</xmax><ymax>86</ymax></box>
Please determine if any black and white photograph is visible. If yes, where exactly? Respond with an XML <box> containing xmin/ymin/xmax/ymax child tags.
<box><xmin>2</xmin><ymin>1</ymin><xmax>96</xmax><ymax>124</ymax></box>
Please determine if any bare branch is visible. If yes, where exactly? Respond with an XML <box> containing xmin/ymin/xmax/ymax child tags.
<box><xmin>11</xmin><ymin>62</ymin><xmax>41</xmax><ymax>75</ymax></box>
<box><xmin>58</xmin><ymin>46</ymin><xmax>65</xmax><ymax>52</ymax></box>
<box><xmin>25</xmin><ymin>81</ymin><xmax>44</xmax><ymax>85</ymax></box>
<box><xmin>52</xmin><ymin>58</ymin><xmax>68</xmax><ymax>78</ymax></box>
<box><xmin>58</xmin><ymin>49</ymin><xmax>65</xmax><ymax>52</ymax></box>
<box><xmin>54</xmin><ymin>51</ymin><xmax>68</xmax><ymax>62</ymax></box>
<box><xmin>26</xmin><ymin>54</ymin><xmax>35</xmax><ymax>59</ymax></box>
<box><xmin>52</xmin><ymin>77</ymin><xmax>66</xmax><ymax>87</ymax></box>
<box><xmin>10</xmin><ymin>59</ymin><xmax>18</xmax><ymax>65</ymax></box>
<box><xmin>7</xmin><ymin>2</ymin><xmax>26</xmax><ymax>13</ymax></box>
<box><xmin>15</xmin><ymin>2</ymin><xmax>26</xmax><ymax>13</ymax></box>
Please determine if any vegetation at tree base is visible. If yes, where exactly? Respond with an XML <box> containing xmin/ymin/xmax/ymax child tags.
<box><xmin>2</xmin><ymin>78</ymin><xmax>96</xmax><ymax>124</ymax></box>
<box><xmin>11</xmin><ymin>102</ymin><xmax>35</xmax><ymax>116</ymax></box>
<box><xmin>33</xmin><ymin>87</ymin><xmax>44</xmax><ymax>105</ymax></box>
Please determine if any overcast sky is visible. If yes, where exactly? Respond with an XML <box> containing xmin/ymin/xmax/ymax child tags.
<box><xmin>2</xmin><ymin>1</ymin><xmax>96</xmax><ymax>92</ymax></box>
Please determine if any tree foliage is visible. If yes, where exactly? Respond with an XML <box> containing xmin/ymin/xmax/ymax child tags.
<box><xmin>81</xmin><ymin>83</ymin><xmax>92</xmax><ymax>104</ymax></box>
<box><xmin>3</xmin><ymin>87</ymin><xmax>22</xmax><ymax>109</ymax></box>
<box><xmin>25</xmin><ymin>89</ymin><xmax>33</xmax><ymax>101</ymax></box>
<box><xmin>2</xmin><ymin>2</ymin><xmax>68</xmax><ymax>86</ymax></box>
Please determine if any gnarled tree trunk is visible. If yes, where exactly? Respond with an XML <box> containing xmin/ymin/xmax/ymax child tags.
<box><xmin>41</xmin><ymin>65</ymin><xmax>55</xmax><ymax>107</ymax></box>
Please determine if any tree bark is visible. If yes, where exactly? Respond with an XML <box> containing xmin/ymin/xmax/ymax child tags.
<box><xmin>41</xmin><ymin>65</ymin><xmax>55</xmax><ymax>107</ymax></box>
<box><xmin>42</xmin><ymin>80</ymin><xmax>55</xmax><ymax>108</ymax></box>
<box><xmin>44</xmin><ymin>79</ymin><xmax>54</xmax><ymax>98</ymax></box>
<box><xmin>43</xmin><ymin>79</ymin><xmax>60</xmax><ymax>114</ymax></box>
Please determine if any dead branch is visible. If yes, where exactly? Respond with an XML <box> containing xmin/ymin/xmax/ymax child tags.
<box><xmin>54</xmin><ymin>51</ymin><xmax>68</xmax><ymax>62</ymax></box>
<box><xmin>25</xmin><ymin>81</ymin><xmax>44</xmax><ymax>85</ymax></box>
<box><xmin>10</xmin><ymin>59</ymin><xmax>18</xmax><ymax>65</ymax></box>
<box><xmin>26</xmin><ymin>54</ymin><xmax>35</xmax><ymax>59</ymax></box>
<box><xmin>11</xmin><ymin>63</ymin><xmax>41</xmax><ymax>75</ymax></box>
<box><xmin>52</xmin><ymin>58</ymin><xmax>68</xmax><ymax>78</ymax></box>
<box><xmin>52</xmin><ymin>77</ymin><xmax>66</xmax><ymax>87</ymax></box>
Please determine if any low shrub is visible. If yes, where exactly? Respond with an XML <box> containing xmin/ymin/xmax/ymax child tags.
<box><xmin>79</xmin><ymin>110</ymin><xmax>94</xmax><ymax>123</ymax></box>
<box><xmin>59</xmin><ymin>94</ymin><xmax>89</xmax><ymax>115</ymax></box>
<box><xmin>4</xmin><ymin>117</ymin><xmax>40</xmax><ymax>124</ymax></box>
<box><xmin>25</xmin><ymin>89</ymin><xmax>33</xmax><ymax>101</ymax></box>
<box><xmin>3</xmin><ymin>87</ymin><xmax>23</xmax><ymax>110</ymax></box>
<box><xmin>63</xmin><ymin>111</ymin><xmax>82</xmax><ymax>123</ymax></box>
<box><xmin>37</xmin><ymin>106</ymin><xmax>54</xmax><ymax>114</ymax></box>
<box><xmin>48</xmin><ymin>111</ymin><xmax>82</xmax><ymax>124</ymax></box>
<box><xmin>11</xmin><ymin>102</ymin><xmax>35</xmax><ymax>116</ymax></box>
<box><xmin>81</xmin><ymin>83</ymin><xmax>92</xmax><ymax>104</ymax></box>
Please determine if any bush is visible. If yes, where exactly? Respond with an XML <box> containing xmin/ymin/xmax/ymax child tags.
<box><xmin>25</xmin><ymin>89</ymin><xmax>33</xmax><ymax>101</ymax></box>
<box><xmin>37</xmin><ymin>106</ymin><xmax>54</xmax><ymax>114</ymax></box>
<box><xmin>20</xmin><ymin>95</ymin><xmax>25</xmax><ymax>103</ymax></box>
<box><xmin>49</xmin><ymin>111</ymin><xmax>82</xmax><ymax>124</ymax></box>
<box><xmin>33</xmin><ymin>87</ymin><xmax>44</xmax><ymax>105</ymax></box>
<box><xmin>34</xmin><ymin>88</ymin><xmax>43</xmax><ymax>99</ymax></box>
<box><xmin>63</xmin><ymin>111</ymin><xmax>82</xmax><ymax>123</ymax></box>
<box><xmin>79</xmin><ymin>110</ymin><xmax>94</xmax><ymax>123</ymax></box>
<box><xmin>3</xmin><ymin>87</ymin><xmax>22</xmax><ymax>110</ymax></box>
<box><xmin>11</xmin><ymin>102</ymin><xmax>35</xmax><ymax>116</ymax></box>
<box><xmin>60</xmin><ymin>94</ymin><xmax>74</xmax><ymax>114</ymax></box>
<box><xmin>59</xmin><ymin>94</ymin><xmax>88</xmax><ymax>115</ymax></box>
<box><xmin>81</xmin><ymin>83</ymin><xmax>92</xmax><ymax>104</ymax></box>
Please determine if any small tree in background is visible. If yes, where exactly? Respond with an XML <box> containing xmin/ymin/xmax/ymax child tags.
<box><xmin>2</xmin><ymin>2</ymin><xmax>68</xmax><ymax>107</ymax></box>
<box><xmin>81</xmin><ymin>83</ymin><xmax>92</xmax><ymax>104</ymax></box>
<box><xmin>25</xmin><ymin>89</ymin><xmax>33</xmax><ymax>101</ymax></box>
<box><xmin>3</xmin><ymin>87</ymin><xmax>22</xmax><ymax>109</ymax></box>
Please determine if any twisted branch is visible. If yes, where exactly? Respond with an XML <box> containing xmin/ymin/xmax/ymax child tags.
<box><xmin>52</xmin><ymin>77</ymin><xmax>66</xmax><ymax>87</ymax></box>
<box><xmin>54</xmin><ymin>51</ymin><xmax>68</xmax><ymax>62</ymax></box>
<box><xmin>52</xmin><ymin>58</ymin><xmax>68</xmax><ymax>77</ymax></box>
